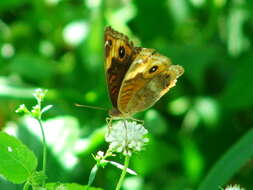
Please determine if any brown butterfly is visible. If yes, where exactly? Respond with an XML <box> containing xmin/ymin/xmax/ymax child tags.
<box><xmin>104</xmin><ymin>26</ymin><xmax>184</xmax><ymax>121</ymax></box>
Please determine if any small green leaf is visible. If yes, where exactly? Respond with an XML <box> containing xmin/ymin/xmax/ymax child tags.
<box><xmin>0</xmin><ymin>132</ymin><xmax>38</xmax><ymax>184</ymax></box>
<box><xmin>46</xmin><ymin>183</ymin><xmax>103</xmax><ymax>190</ymax></box>
<box><xmin>29</xmin><ymin>171</ymin><xmax>47</xmax><ymax>187</ymax></box>
<box><xmin>41</xmin><ymin>105</ymin><xmax>53</xmax><ymax>114</ymax></box>
<box><xmin>109</xmin><ymin>161</ymin><xmax>137</xmax><ymax>175</ymax></box>
<box><xmin>88</xmin><ymin>165</ymin><xmax>99</xmax><ymax>186</ymax></box>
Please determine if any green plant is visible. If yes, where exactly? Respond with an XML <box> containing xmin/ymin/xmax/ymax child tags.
<box><xmin>0</xmin><ymin>89</ymin><xmax>101</xmax><ymax>190</ymax></box>
<box><xmin>0</xmin><ymin>89</ymin><xmax>149</xmax><ymax>190</ymax></box>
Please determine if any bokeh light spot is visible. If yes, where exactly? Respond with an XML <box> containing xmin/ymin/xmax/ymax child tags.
<box><xmin>168</xmin><ymin>96</ymin><xmax>190</xmax><ymax>115</ymax></box>
<box><xmin>84</xmin><ymin>91</ymin><xmax>97</xmax><ymax>103</ymax></box>
<box><xmin>1</xmin><ymin>43</ymin><xmax>14</xmax><ymax>58</ymax></box>
<box><xmin>63</xmin><ymin>21</ymin><xmax>89</xmax><ymax>46</ymax></box>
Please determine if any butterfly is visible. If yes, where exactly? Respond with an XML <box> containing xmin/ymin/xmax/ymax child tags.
<box><xmin>104</xmin><ymin>26</ymin><xmax>184</xmax><ymax>121</ymax></box>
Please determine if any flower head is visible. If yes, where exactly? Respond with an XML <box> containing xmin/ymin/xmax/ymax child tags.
<box><xmin>225</xmin><ymin>184</ymin><xmax>245</xmax><ymax>190</ymax></box>
<box><xmin>33</xmin><ymin>88</ymin><xmax>48</xmax><ymax>103</ymax></box>
<box><xmin>15</xmin><ymin>89</ymin><xmax>51</xmax><ymax>119</ymax></box>
<box><xmin>105</xmin><ymin>120</ymin><xmax>148</xmax><ymax>156</ymax></box>
<box><xmin>31</xmin><ymin>105</ymin><xmax>41</xmax><ymax>119</ymax></box>
<box><xmin>15</xmin><ymin>104</ymin><xmax>30</xmax><ymax>114</ymax></box>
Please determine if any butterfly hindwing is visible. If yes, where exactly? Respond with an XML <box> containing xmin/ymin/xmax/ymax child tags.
<box><xmin>118</xmin><ymin>49</ymin><xmax>184</xmax><ymax>116</ymax></box>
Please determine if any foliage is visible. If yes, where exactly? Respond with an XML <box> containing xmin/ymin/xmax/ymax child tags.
<box><xmin>1</xmin><ymin>0</ymin><xmax>253</xmax><ymax>189</ymax></box>
<box><xmin>46</xmin><ymin>183</ymin><xmax>103</xmax><ymax>190</ymax></box>
<box><xmin>0</xmin><ymin>131</ymin><xmax>37</xmax><ymax>184</ymax></box>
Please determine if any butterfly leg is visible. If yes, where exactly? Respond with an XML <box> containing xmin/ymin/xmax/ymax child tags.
<box><xmin>106</xmin><ymin>116</ymin><xmax>113</xmax><ymax>136</ymax></box>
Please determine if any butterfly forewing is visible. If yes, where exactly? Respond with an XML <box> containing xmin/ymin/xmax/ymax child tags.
<box><xmin>104</xmin><ymin>27</ymin><xmax>140</xmax><ymax>110</ymax></box>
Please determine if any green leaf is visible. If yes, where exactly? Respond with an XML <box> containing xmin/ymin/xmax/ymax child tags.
<box><xmin>197</xmin><ymin>128</ymin><xmax>253</xmax><ymax>190</ymax></box>
<box><xmin>46</xmin><ymin>183</ymin><xmax>103</xmax><ymax>190</ymax></box>
<box><xmin>87</xmin><ymin>165</ymin><xmax>99</xmax><ymax>186</ymax></box>
<box><xmin>29</xmin><ymin>171</ymin><xmax>47</xmax><ymax>187</ymax></box>
<box><xmin>0</xmin><ymin>132</ymin><xmax>38</xmax><ymax>184</ymax></box>
<box><xmin>41</xmin><ymin>105</ymin><xmax>53</xmax><ymax>114</ymax></box>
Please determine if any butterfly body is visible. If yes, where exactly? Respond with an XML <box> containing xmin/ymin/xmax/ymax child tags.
<box><xmin>104</xmin><ymin>27</ymin><xmax>184</xmax><ymax>119</ymax></box>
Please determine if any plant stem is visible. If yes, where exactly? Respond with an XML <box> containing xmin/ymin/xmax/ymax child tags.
<box><xmin>115</xmin><ymin>155</ymin><xmax>130</xmax><ymax>190</ymax></box>
<box><xmin>38</xmin><ymin>119</ymin><xmax>47</xmax><ymax>186</ymax></box>
<box><xmin>23</xmin><ymin>181</ymin><xmax>30</xmax><ymax>190</ymax></box>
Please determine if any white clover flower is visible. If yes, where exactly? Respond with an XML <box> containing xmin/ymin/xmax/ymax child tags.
<box><xmin>105</xmin><ymin>121</ymin><xmax>149</xmax><ymax>156</ymax></box>
<box><xmin>225</xmin><ymin>184</ymin><xmax>245</xmax><ymax>190</ymax></box>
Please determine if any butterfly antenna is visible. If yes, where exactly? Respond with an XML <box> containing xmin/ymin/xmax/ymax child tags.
<box><xmin>74</xmin><ymin>103</ymin><xmax>108</xmax><ymax>111</ymax></box>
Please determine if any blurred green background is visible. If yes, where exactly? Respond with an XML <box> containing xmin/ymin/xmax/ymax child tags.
<box><xmin>1</xmin><ymin>0</ymin><xmax>253</xmax><ymax>189</ymax></box>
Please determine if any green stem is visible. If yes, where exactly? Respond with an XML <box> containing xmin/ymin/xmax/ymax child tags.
<box><xmin>23</xmin><ymin>181</ymin><xmax>30</xmax><ymax>190</ymax></box>
<box><xmin>38</xmin><ymin>119</ymin><xmax>47</xmax><ymax>186</ymax></box>
<box><xmin>115</xmin><ymin>155</ymin><xmax>130</xmax><ymax>190</ymax></box>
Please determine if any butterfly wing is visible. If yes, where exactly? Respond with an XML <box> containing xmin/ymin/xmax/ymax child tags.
<box><xmin>104</xmin><ymin>27</ymin><xmax>140</xmax><ymax>114</ymax></box>
<box><xmin>117</xmin><ymin>48</ymin><xmax>184</xmax><ymax>116</ymax></box>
